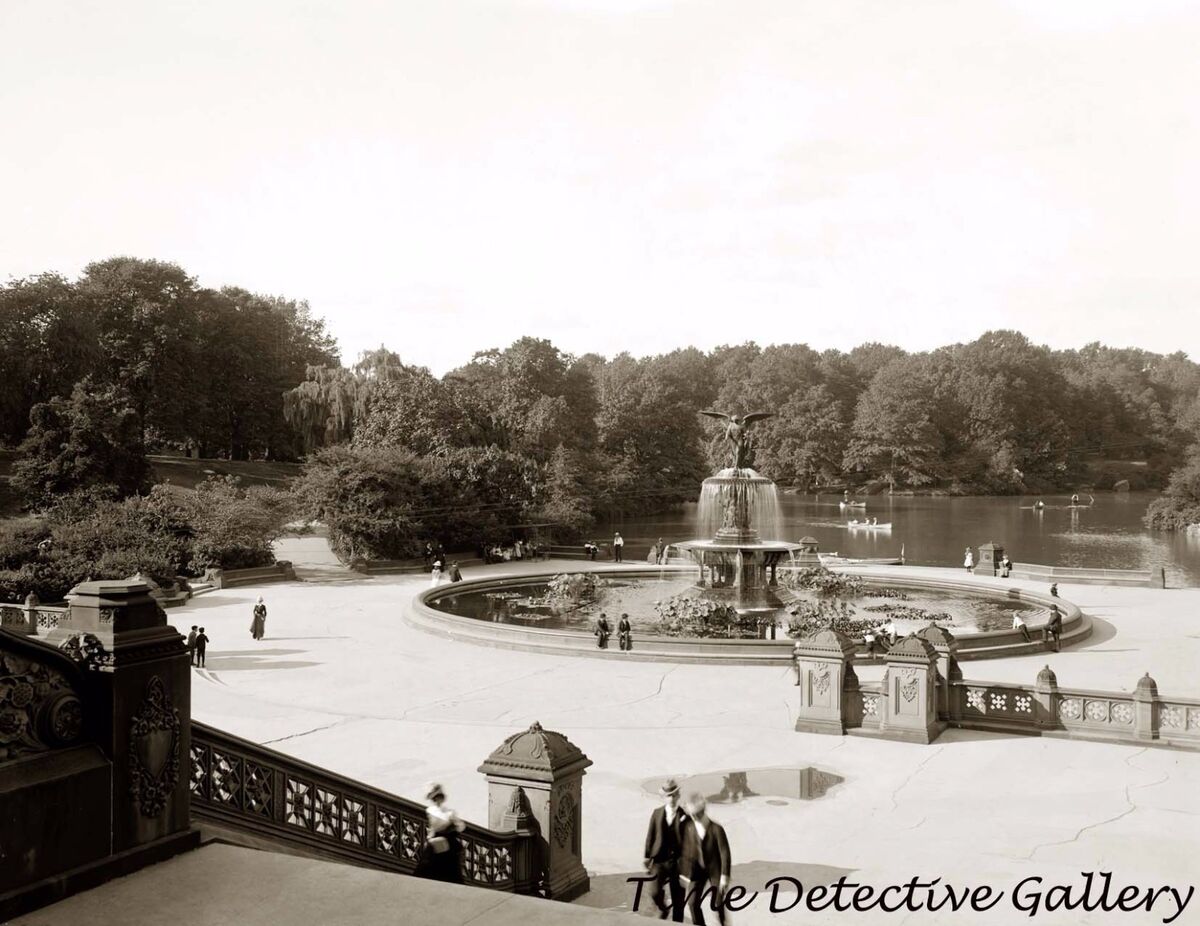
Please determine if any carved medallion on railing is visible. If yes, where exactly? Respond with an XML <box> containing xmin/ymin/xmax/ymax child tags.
<box><xmin>129</xmin><ymin>675</ymin><xmax>182</xmax><ymax>816</ymax></box>
<box><xmin>0</xmin><ymin>649</ymin><xmax>84</xmax><ymax>761</ymax></box>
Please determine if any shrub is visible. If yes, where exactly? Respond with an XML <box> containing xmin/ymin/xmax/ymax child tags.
<box><xmin>786</xmin><ymin>599</ymin><xmax>876</xmax><ymax>638</ymax></box>
<box><xmin>183</xmin><ymin>476</ymin><xmax>293</xmax><ymax>570</ymax></box>
<box><xmin>1144</xmin><ymin>453</ymin><xmax>1200</xmax><ymax>531</ymax></box>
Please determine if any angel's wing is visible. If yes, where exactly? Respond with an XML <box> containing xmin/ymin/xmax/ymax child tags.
<box><xmin>699</xmin><ymin>410</ymin><xmax>731</xmax><ymax>422</ymax></box>
<box><xmin>741</xmin><ymin>412</ymin><xmax>775</xmax><ymax>425</ymax></box>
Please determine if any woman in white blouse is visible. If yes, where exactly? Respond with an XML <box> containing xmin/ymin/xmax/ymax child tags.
<box><xmin>415</xmin><ymin>782</ymin><xmax>466</xmax><ymax>883</ymax></box>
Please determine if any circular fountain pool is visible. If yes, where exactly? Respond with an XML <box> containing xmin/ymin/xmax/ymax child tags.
<box><xmin>405</xmin><ymin>565</ymin><xmax>1088</xmax><ymax>665</ymax></box>
<box><xmin>429</xmin><ymin>573</ymin><xmax>1036</xmax><ymax>635</ymax></box>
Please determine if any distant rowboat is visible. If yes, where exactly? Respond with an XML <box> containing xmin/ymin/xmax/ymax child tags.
<box><xmin>848</xmin><ymin>520</ymin><xmax>892</xmax><ymax>531</ymax></box>
<box><xmin>839</xmin><ymin>501</ymin><xmax>867</xmax><ymax>509</ymax></box>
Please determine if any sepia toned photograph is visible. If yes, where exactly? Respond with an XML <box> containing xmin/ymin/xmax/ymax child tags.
<box><xmin>1</xmin><ymin>2</ymin><xmax>1198</xmax><ymax>925</ymax></box>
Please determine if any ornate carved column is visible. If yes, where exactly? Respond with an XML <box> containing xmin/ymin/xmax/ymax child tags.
<box><xmin>1034</xmin><ymin>664</ymin><xmax>1058</xmax><ymax>729</ymax></box>
<box><xmin>878</xmin><ymin>635</ymin><xmax>946</xmax><ymax>744</ymax></box>
<box><xmin>58</xmin><ymin>580</ymin><xmax>196</xmax><ymax>854</ymax></box>
<box><xmin>792</xmin><ymin>628</ymin><xmax>858</xmax><ymax>735</ymax></box>
<box><xmin>478</xmin><ymin>722</ymin><xmax>592</xmax><ymax>901</ymax></box>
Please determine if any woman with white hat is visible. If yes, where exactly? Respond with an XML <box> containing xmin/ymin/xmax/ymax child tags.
<box><xmin>415</xmin><ymin>782</ymin><xmax>465</xmax><ymax>883</ymax></box>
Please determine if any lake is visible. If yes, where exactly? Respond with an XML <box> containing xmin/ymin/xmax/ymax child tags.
<box><xmin>596</xmin><ymin>491</ymin><xmax>1200</xmax><ymax>587</ymax></box>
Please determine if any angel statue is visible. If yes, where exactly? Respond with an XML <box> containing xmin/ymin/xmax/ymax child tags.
<box><xmin>700</xmin><ymin>410</ymin><xmax>775</xmax><ymax>470</ymax></box>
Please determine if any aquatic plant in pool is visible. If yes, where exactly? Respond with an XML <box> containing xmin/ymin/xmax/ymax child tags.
<box><xmin>651</xmin><ymin>593</ymin><xmax>761</xmax><ymax>638</ymax></box>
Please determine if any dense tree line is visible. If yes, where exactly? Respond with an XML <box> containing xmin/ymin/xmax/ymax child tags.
<box><xmin>6</xmin><ymin>257</ymin><xmax>1200</xmax><ymax>560</ymax></box>
<box><xmin>0</xmin><ymin>257</ymin><xmax>339</xmax><ymax>459</ymax></box>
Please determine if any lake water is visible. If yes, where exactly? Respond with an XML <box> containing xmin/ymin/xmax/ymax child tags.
<box><xmin>597</xmin><ymin>491</ymin><xmax>1200</xmax><ymax>587</ymax></box>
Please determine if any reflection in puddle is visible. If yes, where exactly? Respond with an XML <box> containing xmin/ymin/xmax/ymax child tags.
<box><xmin>641</xmin><ymin>767</ymin><xmax>843</xmax><ymax>804</ymax></box>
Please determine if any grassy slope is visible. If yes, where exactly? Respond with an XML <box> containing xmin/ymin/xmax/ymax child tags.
<box><xmin>0</xmin><ymin>453</ymin><xmax>303</xmax><ymax>517</ymax></box>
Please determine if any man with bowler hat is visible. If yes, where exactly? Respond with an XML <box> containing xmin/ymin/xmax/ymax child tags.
<box><xmin>643</xmin><ymin>778</ymin><xmax>688</xmax><ymax>920</ymax></box>
<box><xmin>680</xmin><ymin>793</ymin><xmax>732</xmax><ymax>925</ymax></box>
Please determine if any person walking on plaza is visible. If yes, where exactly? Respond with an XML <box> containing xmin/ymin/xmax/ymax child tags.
<box><xmin>643</xmin><ymin>778</ymin><xmax>688</xmax><ymax>922</ymax></box>
<box><xmin>415</xmin><ymin>782</ymin><xmax>465</xmax><ymax>884</ymax></box>
<box><xmin>194</xmin><ymin>627</ymin><xmax>209</xmax><ymax>668</ymax></box>
<box><xmin>250</xmin><ymin>596</ymin><xmax>267</xmax><ymax>641</ymax></box>
<box><xmin>681</xmin><ymin>793</ymin><xmax>731</xmax><ymax>926</ymax></box>
<box><xmin>618</xmin><ymin>613</ymin><xmax>632</xmax><ymax>651</ymax></box>
<box><xmin>424</xmin><ymin>542</ymin><xmax>433</xmax><ymax>571</ymax></box>
<box><xmin>963</xmin><ymin>547</ymin><xmax>974</xmax><ymax>571</ymax></box>
<box><xmin>430</xmin><ymin>561</ymin><xmax>443</xmax><ymax>587</ymax></box>
<box><xmin>595</xmin><ymin>613</ymin><xmax>611</xmax><ymax>649</ymax></box>
<box><xmin>1044</xmin><ymin>604</ymin><xmax>1063</xmax><ymax>652</ymax></box>
<box><xmin>186</xmin><ymin>625</ymin><xmax>198</xmax><ymax>666</ymax></box>
<box><xmin>448</xmin><ymin>562</ymin><xmax>463</xmax><ymax>582</ymax></box>
<box><xmin>613</xmin><ymin>532</ymin><xmax>624</xmax><ymax>562</ymax></box>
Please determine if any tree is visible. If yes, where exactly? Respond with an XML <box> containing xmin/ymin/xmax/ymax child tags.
<box><xmin>11</xmin><ymin>379</ymin><xmax>150</xmax><ymax>507</ymax></box>
<box><xmin>531</xmin><ymin>445</ymin><xmax>596</xmax><ymax>539</ymax></box>
<box><xmin>1144</xmin><ymin>450</ymin><xmax>1200</xmax><ymax>530</ymax></box>
<box><xmin>0</xmin><ymin>273</ymin><xmax>98</xmax><ymax>445</ymax></box>
<box><xmin>755</xmin><ymin>385</ymin><xmax>849</xmax><ymax>488</ymax></box>
<box><xmin>844</xmin><ymin>357</ymin><xmax>943</xmax><ymax>489</ymax></box>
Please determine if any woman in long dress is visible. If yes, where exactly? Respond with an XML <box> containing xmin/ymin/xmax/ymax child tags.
<box><xmin>414</xmin><ymin>783</ymin><xmax>465</xmax><ymax>883</ymax></box>
<box><xmin>249</xmin><ymin>596</ymin><xmax>267</xmax><ymax>640</ymax></box>
<box><xmin>964</xmin><ymin>548</ymin><xmax>974</xmax><ymax>570</ymax></box>
<box><xmin>430</xmin><ymin>561</ymin><xmax>443</xmax><ymax>587</ymax></box>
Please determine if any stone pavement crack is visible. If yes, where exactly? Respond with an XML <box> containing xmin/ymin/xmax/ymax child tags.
<box><xmin>261</xmin><ymin>717</ymin><xmax>353</xmax><ymax>745</ymax></box>
<box><xmin>889</xmin><ymin>746</ymin><xmax>944</xmax><ymax>813</ymax></box>
<box><xmin>1023</xmin><ymin>771</ymin><xmax>1171</xmax><ymax>861</ymax></box>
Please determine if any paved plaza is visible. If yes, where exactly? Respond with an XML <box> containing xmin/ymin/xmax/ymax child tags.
<box><xmin>174</xmin><ymin>549</ymin><xmax>1200</xmax><ymax>925</ymax></box>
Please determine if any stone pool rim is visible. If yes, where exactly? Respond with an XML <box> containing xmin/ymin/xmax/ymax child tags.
<box><xmin>404</xmin><ymin>565</ymin><xmax>1090</xmax><ymax>665</ymax></box>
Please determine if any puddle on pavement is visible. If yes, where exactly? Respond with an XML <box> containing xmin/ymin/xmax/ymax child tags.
<box><xmin>641</xmin><ymin>767</ymin><xmax>843</xmax><ymax>804</ymax></box>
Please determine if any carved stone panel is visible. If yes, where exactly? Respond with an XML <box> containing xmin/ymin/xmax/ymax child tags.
<box><xmin>128</xmin><ymin>675</ymin><xmax>181</xmax><ymax>817</ymax></box>
<box><xmin>0</xmin><ymin>650</ymin><xmax>84</xmax><ymax>761</ymax></box>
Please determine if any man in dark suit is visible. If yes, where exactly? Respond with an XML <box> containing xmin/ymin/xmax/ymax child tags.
<box><xmin>680</xmin><ymin>793</ymin><xmax>732</xmax><ymax>926</ymax></box>
<box><xmin>643</xmin><ymin>778</ymin><xmax>688</xmax><ymax>921</ymax></box>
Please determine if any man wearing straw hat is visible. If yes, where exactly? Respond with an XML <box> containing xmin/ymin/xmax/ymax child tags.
<box><xmin>643</xmin><ymin>778</ymin><xmax>689</xmax><ymax>921</ymax></box>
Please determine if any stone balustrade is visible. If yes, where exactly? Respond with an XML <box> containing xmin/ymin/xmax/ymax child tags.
<box><xmin>794</xmin><ymin>626</ymin><xmax>1200</xmax><ymax>750</ymax></box>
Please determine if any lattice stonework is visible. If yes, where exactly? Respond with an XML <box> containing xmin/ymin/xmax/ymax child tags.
<box><xmin>862</xmin><ymin>694</ymin><xmax>878</xmax><ymax>717</ymax></box>
<box><xmin>400</xmin><ymin>816</ymin><xmax>424</xmax><ymax>861</ymax></box>
<box><xmin>463</xmin><ymin>840</ymin><xmax>512</xmax><ymax>885</ymax></box>
<box><xmin>212</xmin><ymin>751</ymin><xmax>242</xmax><ymax>804</ymax></box>
<box><xmin>1059</xmin><ymin>698</ymin><xmax>1082</xmax><ymax>721</ymax></box>
<box><xmin>1110</xmin><ymin>702</ymin><xmax>1134</xmax><ymax>724</ymax></box>
<box><xmin>1161</xmin><ymin>706</ymin><xmax>1183</xmax><ymax>728</ymax></box>
<box><xmin>989</xmin><ymin>692</ymin><xmax>1008</xmax><ymax>711</ymax></box>
<box><xmin>1014</xmin><ymin>695</ymin><xmax>1032</xmax><ymax>713</ymax></box>
<box><xmin>377</xmin><ymin>809</ymin><xmax>399</xmax><ymax>856</ymax></box>
<box><xmin>286</xmin><ymin>777</ymin><xmax>315</xmax><ymax>828</ymax></box>
<box><xmin>1188</xmin><ymin>708</ymin><xmax>1200</xmax><ymax>730</ymax></box>
<box><xmin>315</xmin><ymin>787</ymin><xmax>342</xmax><ymax>837</ymax></box>
<box><xmin>189</xmin><ymin>743</ymin><xmax>209</xmax><ymax>798</ymax></box>
<box><xmin>244</xmin><ymin>762</ymin><xmax>274</xmax><ymax>817</ymax></box>
<box><xmin>966</xmin><ymin>689</ymin><xmax>985</xmax><ymax>712</ymax></box>
<box><xmin>343</xmin><ymin>797</ymin><xmax>366</xmax><ymax>845</ymax></box>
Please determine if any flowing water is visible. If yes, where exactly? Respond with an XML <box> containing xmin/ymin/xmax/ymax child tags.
<box><xmin>595</xmin><ymin>491</ymin><xmax>1200</xmax><ymax>586</ymax></box>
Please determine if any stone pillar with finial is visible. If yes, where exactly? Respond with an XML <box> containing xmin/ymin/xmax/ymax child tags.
<box><xmin>879</xmin><ymin>634</ymin><xmax>945</xmax><ymax>744</ymax></box>
<box><xmin>792</xmin><ymin>627</ymin><xmax>859</xmax><ymax>735</ymax></box>
<box><xmin>917</xmin><ymin>624</ymin><xmax>960</xmax><ymax>723</ymax></box>
<box><xmin>56</xmin><ymin>580</ymin><xmax>197</xmax><ymax>857</ymax></box>
<box><xmin>1033</xmin><ymin>664</ymin><xmax>1058</xmax><ymax>729</ymax></box>
<box><xmin>478</xmin><ymin>722</ymin><xmax>593</xmax><ymax>901</ymax></box>
<box><xmin>1133</xmin><ymin>673</ymin><xmax>1158</xmax><ymax>742</ymax></box>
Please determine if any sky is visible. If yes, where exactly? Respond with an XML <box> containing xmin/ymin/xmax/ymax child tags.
<box><xmin>2</xmin><ymin>0</ymin><xmax>1198</xmax><ymax>373</ymax></box>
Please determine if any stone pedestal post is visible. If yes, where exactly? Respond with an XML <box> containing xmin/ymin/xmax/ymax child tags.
<box><xmin>917</xmin><ymin>625</ymin><xmax>959</xmax><ymax>722</ymax></box>
<box><xmin>973</xmin><ymin>542</ymin><xmax>1004</xmax><ymax>577</ymax></box>
<box><xmin>57</xmin><ymin>580</ymin><xmax>196</xmax><ymax>855</ymax></box>
<box><xmin>1034</xmin><ymin>665</ymin><xmax>1058</xmax><ymax>729</ymax></box>
<box><xmin>1133</xmin><ymin>673</ymin><xmax>1159</xmax><ymax>742</ymax></box>
<box><xmin>478</xmin><ymin>722</ymin><xmax>592</xmax><ymax>901</ymax></box>
<box><xmin>878</xmin><ymin>635</ymin><xmax>945</xmax><ymax>744</ymax></box>
<box><xmin>793</xmin><ymin>628</ymin><xmax>858</xmax><ymax>735</ymax></box>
